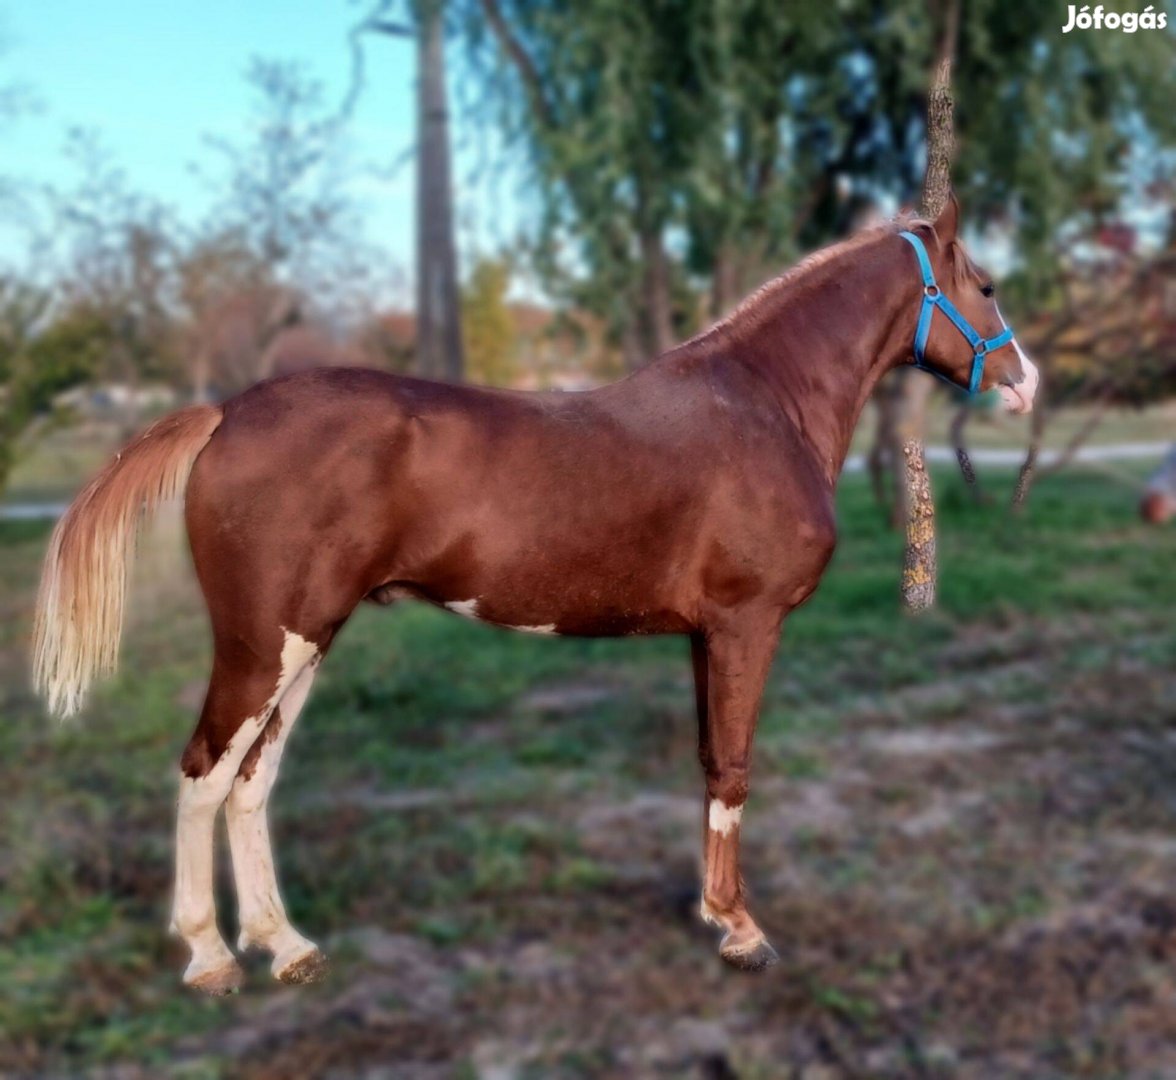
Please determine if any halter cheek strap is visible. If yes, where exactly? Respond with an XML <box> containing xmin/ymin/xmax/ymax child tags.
<box><xmin>898</xmin><ymin>230</ymin><xmax>1015</xmax><ymax>395</ymax></box>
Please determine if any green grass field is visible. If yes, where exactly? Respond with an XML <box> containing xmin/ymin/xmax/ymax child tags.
<box><xmin>1</xmin><ymin>465</ymin><xmax>1174</xmax><ymax>1078</ymax></box>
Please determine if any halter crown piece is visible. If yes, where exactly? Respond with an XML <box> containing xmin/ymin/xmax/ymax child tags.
<box><xmin>898</xmin><ymin>230</ymin><xmax>1014</xmax><ymax>395</ymax></box>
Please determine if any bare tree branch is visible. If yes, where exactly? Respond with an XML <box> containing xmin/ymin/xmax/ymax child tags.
<box><xmin>950</xmin><ymin>403</ymin><xmax>984</xmax><ymax>502</ymax></box>
<box><xmin>1035</xmin><ymin>387</ymin><xmax>1115</xmax><ymax>478</ymax></box>
<box><xmin>478</xmin><ymin>0</ymin><xmax>557</xmax><ymax>131</ymax></box>
<box><xmin>369</xmin><ymin>20</ymin><xmax>413</xmax><ymax>36</ymax></box>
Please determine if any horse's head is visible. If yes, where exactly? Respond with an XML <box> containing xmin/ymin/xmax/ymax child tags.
<box><xmin>901</xmin><ymin>196</ymin><xmax>1040</xmax><ymax>414</ymax></box>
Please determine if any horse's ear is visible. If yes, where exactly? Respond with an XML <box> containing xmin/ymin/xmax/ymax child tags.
<box><xmin>933</xmin><ymin>191</ymin><xmax>960</xmax><ymax>242</ymax></box>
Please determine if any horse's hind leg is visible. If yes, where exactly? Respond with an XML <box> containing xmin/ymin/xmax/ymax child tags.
<box><xmin>171</xmin><ymin>629</ymin><xmax>319</xmax><ymax>994</ymax></box>
<box><xmin>225</xmin><ymin>656</ymin><xmax>325</xmax><ymax>984</ymax></box>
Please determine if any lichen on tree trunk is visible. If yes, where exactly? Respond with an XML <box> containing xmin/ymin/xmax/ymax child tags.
<box><xmin>898</xmin><ymin>373</ymin><xmax>938</xmax><ymax>611</ymax></box>
<box><xmin>921</xmin><ymin>53</ymin><xmax>956</xmax><ymax>221</ymax></box>
<box><xmin>901</xmin><ymin>40</ymin><xmax>957</xmax><ymax>614</ymax></box>
<box><xmin>901</xmin><ymin>439</ymin><xmax>938</xmax><ymax>606</ymax></box>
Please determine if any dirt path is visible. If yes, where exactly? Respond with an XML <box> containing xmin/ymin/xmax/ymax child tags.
<box><xmin>842</xmin><ymin>439</ymin><xmax>1170</xmax><ymax>474</ymax></box>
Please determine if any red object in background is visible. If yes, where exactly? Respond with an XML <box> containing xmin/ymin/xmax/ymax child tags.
<box><xmin>1140</xmin><ymin>446</ymin><xmax>1176</xmax><ymax>523</ymax></box>
<box><xmin>1096</xmin><ymin>222</ymin><xmax>1138</xmax><ymax>255</ymax></box>
<box><xmin>1141</xmin><ymin>491</ymin><xmax>1175</xmax><ymax>524</ymax></box>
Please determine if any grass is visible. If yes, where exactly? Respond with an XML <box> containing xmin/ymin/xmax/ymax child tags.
<box><xmin>0</xmin><ymin>463</ymin><xmax>1173</xmax><ymax>1077</ymax></box>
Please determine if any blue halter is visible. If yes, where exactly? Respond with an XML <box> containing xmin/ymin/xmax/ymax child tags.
<box><xmin>898</xmin><ymin>230</ymin><xmax>1014</xmax><ymax>395</ymax></box>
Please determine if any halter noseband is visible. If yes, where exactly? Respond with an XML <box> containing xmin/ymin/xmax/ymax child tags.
<box><xmin>898</xmin><ymin>230</ymin><xmax>1014</xmax><ymax>395</ymax></box>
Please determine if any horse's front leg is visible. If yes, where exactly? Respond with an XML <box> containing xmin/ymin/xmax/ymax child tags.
<box><xmin>694</xmin><ymin>615</ymin><xmax>782</xmax><ymax>971</ymax></box>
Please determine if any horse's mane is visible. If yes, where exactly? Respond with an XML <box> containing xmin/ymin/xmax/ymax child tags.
<box><xmin>685</xmin><ymin>213</ymin><xmax>935</xmax><ymax>349</ymax></box>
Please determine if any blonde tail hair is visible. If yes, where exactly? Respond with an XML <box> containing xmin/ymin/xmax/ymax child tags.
<box><xmin>32</xmin><ymin>404</ymin><xmax>224</xmax><ymax>717</ymax></box>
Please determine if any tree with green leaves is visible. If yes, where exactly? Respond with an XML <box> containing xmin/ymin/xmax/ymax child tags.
<box><xmin>461</xmin><ymin>256</ymin><xmax>516</xmax><ymax>385</ymax></box>
<box><xmin>0</xmin><ymin>281</ymin><xmax>97</xmax><ymax>494</ymax></box>
<box><xmin>467</xmin><ymin>0</ymin><xmax>1176</xmax><ymax>356</ymax></box>
<box><xmin>472</xmin><ymin>0</ymin><xmax>713</xmax><ymax>363</ymax></box>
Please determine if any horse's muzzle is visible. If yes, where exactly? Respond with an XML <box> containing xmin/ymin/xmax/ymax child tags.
<box><xmin>997</xmin><ymin>347</ymin><xmax>1040</xmax><ymax>414</ymax></box>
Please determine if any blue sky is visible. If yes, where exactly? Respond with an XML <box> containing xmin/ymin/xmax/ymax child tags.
<box><xmin>0</xmin><ymin>0</ymin><xmax>520</xmax><ymax>293</ymax></box>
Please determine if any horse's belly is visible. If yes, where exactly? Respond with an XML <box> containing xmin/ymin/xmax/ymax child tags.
<box><xmin>436</xmin><ymin>591</ymin><xmax>693</xmax><ymax>637</ymax></box>
<box><xmin>371</xmin><ymin>404</ymin><xmax>715</xmax><ymax>636</ymax></box>
<box><xmin>382</xmin><ymin>523</ymin><xmax>698</xmax><ymax>637</ymax></box>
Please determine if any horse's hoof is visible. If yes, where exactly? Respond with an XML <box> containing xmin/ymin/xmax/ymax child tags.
<box><xmin>274</xmin><ymin>946</ymin><xmax>329</xmax><ymax>985</ymax></box>
<box><xmin>720</xmin><ymin>937</ymin><xmax>779</xmax><ymax>973</ymax></box>
<box><xmin>184</xmin><ymin>959</ymin><xmax>245</xmax><ymax>996</ymax></box>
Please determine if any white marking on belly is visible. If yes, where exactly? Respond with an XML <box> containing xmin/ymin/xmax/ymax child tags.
<box><xmin>708</xmin><ymin>799</ymin><xmax>743</xmax><ymax>836</ymax></box>
<box><xmin>443</xmin><ymin>601</ymin><xmax>556</xmax><ymax>635</ymax></box>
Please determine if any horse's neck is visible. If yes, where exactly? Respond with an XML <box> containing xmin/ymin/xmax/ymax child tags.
<box><xmin>723</xmin><ymin>250</ymin><xmax>918</xmax><ymax>484</ymax></box>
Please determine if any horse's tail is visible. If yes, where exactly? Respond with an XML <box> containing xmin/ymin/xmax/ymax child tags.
<box><xmin>32</xmin><ymin>404</ymin><xmax>224</xmax><ymax>718</ymax></box>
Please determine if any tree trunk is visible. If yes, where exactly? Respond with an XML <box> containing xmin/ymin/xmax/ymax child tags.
<box><xmin>869</xmin><ymin>381</ymin><xmax>901</xmax><ymax>525</ymax></box>
<box><xmin>900</xmin><ymin>1</ymin><xmax>959</xmax><ymax>613</ymax></box>
<box><xmin>711</xmin><ymin>241</ymin><xmax>741</xmax><ymax>320</ymax></box>
<box><xmin>920</xmin><ymin>49</ymin><xmax>957</xmax><ymax>219</ymax></box>
<box><xmin>639</xmin><ymin>228</ymin><xmax>676</xmax><ymax>358</ymax></box>
<box><xmin>620</xmin><ymin>308</ymin><xmax>645</xmax><ymax>371</ymax></box>
<box><xmin>192</xmin><ymin>344</ymin><xmax>210</xmax><ymax>403</ymax></box>
<box><xmin>896</xmin><ymin>372</ymin><xmax>937</xmax><ymax>608</ymax></box>
<box><xmin>416</xmin><ymin>0</ymin><xmax>465</xmax><ymax>381</ymax></box>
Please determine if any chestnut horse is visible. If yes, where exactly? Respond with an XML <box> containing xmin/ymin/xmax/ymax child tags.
<box><xmin>33</xmin><ymin>197</ymin><xmax>1038</xmax><ymax>994</ymax></box>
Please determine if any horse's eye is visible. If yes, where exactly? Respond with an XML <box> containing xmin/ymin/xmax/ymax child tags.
<box><xmin>980</xmin><ymin>282</ymin><xmax>995</xmax><ymax>298</ymax></box>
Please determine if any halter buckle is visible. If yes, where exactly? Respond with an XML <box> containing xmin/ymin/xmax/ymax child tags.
<box><xmin>923</xmin><ymin>284</ymin><xmax>940</xmax><ymax>299</ymax></box>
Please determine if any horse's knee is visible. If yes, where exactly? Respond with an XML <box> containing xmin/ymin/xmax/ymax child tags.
<box><xmin>180</xmin><ymin>731</ymin><xmax>218</xmax><ymax>781</ymax></box>
<box><xmin>179</xmin><ymin>718</ymin><xmax>268</xmax><ymax>811</ymax></box>
<box><xmin>226</xmin><ymin>767</ymin><xmax>270</xmax><ymax>815</ymax></box>
<box><xmin>180</xmin><ymin>704</ymin><xmax>263</xmax><ymax>785</ymax></box>
<box><xmin>179</xmin><ymin>767</ymin><xmax>237</xmax><ymax>814</ymax></box>
<box><xmin>705</xmin><ymin>768</ymin><xmax>749</xmax><ymax>810</ymax></box>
